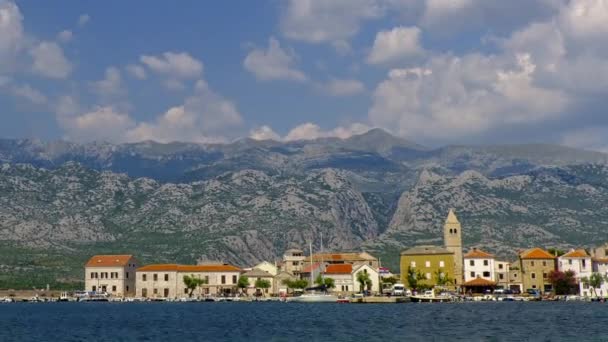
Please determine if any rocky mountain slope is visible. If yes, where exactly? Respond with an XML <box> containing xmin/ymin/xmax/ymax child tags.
<box><xmin>1</xmin><ymin>129</ymin><xmax>608</xmax><ymax>289</ymax></box>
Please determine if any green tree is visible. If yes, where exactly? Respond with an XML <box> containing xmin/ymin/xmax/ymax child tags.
<box><xmin>357</xmin><ymin>271</ymin><xmax>371</xmax><ymax>293</ymax></box>
<box><xmin>183</xmin><ymin>274</ymin><xmax>207</xmax><ymax>298</ymax></box>
<box><xmin>254</xmin><ymin>278</ymin><xmax>272</xmax><ymax>296</ymax></box>
<box><xmin>582</xmin><ymin>273</ymin><xmax>605</xmax><ymax>297</ymax></box>
<box><xmin>314</xmin><ymin>274</ymin><xmax>335</xmax><ymax>289</ymax></box>
<box><xmin>407</xmin><ymin>267</ymin><xmax>425</xmax><ymax>290</ymax></box>
<box><xmin>237</xmin><ymin>276</ymin><xmax>249</xmax><ymax>295</ymax></box>
<box><xmin>381</xmin><ymin>276</ymin><xmax>399</xmax><ymax>286</ymax></box>
<box><xmin>435</xmin><ymin>269</ymin><xmax>453</xmax><ymax>287</ymax></box>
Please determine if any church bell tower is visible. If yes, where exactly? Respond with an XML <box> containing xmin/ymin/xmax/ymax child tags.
<box><xmin>443</xmin><ymin>209</ymin><xmax>463</xmax><ymax>286</ymax></box>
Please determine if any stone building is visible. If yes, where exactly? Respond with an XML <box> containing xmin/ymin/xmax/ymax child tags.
<box><xmin>400</xmin><ymin>246</ymin><xmax>455</xmax><ymax>289</ymax></box>
<box><xmin>84</xmin><ymin>255</ymin><xmax>138</xmax><ymax>297</ymax></box>
<box><xmin>517</xmin><ymin>248</ymin><xmax>556</xmax><ymax>293</ymax></box>
<box><xmin>443</xmin><ymin>209</ymin><xmax>463</xmax><ymax>286</ymax></box>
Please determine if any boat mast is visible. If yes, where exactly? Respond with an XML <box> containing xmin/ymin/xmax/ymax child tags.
<box><xmin>309</xmin><ymin>241</ymin><xmax>313</xmax><ymax>287</ymax></box>
<box><xmin>320</xmin><ymin>232</ymin><xmax>325</xmax><ymax>282</ymax></box>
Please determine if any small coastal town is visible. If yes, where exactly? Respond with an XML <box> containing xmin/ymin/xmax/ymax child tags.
<box><xmin>6</xmin><ymin>210</ymin><xmax>607</xmax><ymax>303</ymax></box>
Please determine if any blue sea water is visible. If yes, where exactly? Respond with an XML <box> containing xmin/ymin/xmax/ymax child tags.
<box><xmin>1</xmin><ymin>302</ymin><xmax>607</xmax><ymax>342</ymax></box>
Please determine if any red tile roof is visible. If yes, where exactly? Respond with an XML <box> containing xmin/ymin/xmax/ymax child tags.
<box><xmin>325</xmin><ymin>264</ymin><xmax>353</xmax><ymax>274</ymax></box>
<box><xmin>464</xmin><ymin>249</ymin><xmax>494</xmax><ymax>259</ymax></box>
<box><xmin>562</xmin><ymin>249</ymin><xmax>589</xmax><ymax>258</ymax></box>
<box><xmin>301</xmin><ymin>262</ymin><xmax>322</xmax><ymax>273</ymax></box>
<box><xmin>136</xmin><ymin>264</ymin><xmax>241</xmax><ymax>272</ymax></box>
<box><xmin>463</xmin><ymin>277</ymin><xmax>497</xmax><ymax>287</ymax></box>
<box><xmin>519</xmin><ymin>248</ymin><xmax>556</xmax><ymax>259</ymax></box>
<box><xmin>85</xmin><ymin>255</ymin><xmax>134</xmax><ymax>267</ymax></box>
<box><xmin>593</xmin><ymin>257</ymin><xmax>608</xmax><ymax>263</ymax></box>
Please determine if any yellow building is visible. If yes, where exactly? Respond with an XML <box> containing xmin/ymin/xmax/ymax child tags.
<box><xmin>400</xmin><ymin>246</ymin><xmax>455</xmax><ymax>289</ymax></box>
<box><xmin>518</xmin><ymin>247</ymin><xmax>556</xmax><ymax>293</ymax></box>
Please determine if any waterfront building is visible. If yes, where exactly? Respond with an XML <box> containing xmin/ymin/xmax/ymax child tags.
<box><xmin>252</xmin><ymin>261</ymin><xmax>279</xmax><ymax>276</ymax></box>
<box><xmin>135</xmin><ymin>264</ymin><xmax>241</xmax><ymax>298</ymax></box>
<box><xmin>299</xmin><ymin>262</ymin><xmax>323</xmax><ymax>285</ymax></box>
<box><xmin>273</xmin><ymin>271</ymin><xmax>296</xmax><ymax>295</ymax></box>
<box><xmin>325</xmin><ymin>264</ymin><xmax>354</xmax><ymax>293</ymax></box>
<box><xmin>592</xmin><ymin>257</ymin><xmax>608</xmax><ymax>297</ymax></box>
<box><xmin>517</xmin><ymin>248</ymin><xmax>556</xmax><ymax>293</ymax></box>
<box><xmin>242</xmin><ymin>268</ymin><xmax>275</xmax><ymax>296</ymax></box>
<box><xmin>508</xmin><ymin>261</ymin><xmax>523</xmax><ymax>293</ymax></box>
<box><xmin>443</xmin><ymin>209</ymin><xmax>463</xmax><ymax>286</ymax></box>
<box><xmin>84</xmin><ymin>255</ymin><xmax>138</xmax><ymax>297</ymax></box>
<box><xmin>494</xmin><ymin>260</ymin><xmax>511</xmax><ymax>289</ymax></box>
<box><xmin>352</xmin><ymin>264</ymin><xmax>380</xmax><ymax>294</ymax></box>
<box><xmin>400</xmin><ymin>246</ymin><xmax>455</xmax><ymax>289</ymax></box>
<box><xmin>463</xmin><ymin>248</ymin><xmax>495</xmax><ymax>283</ymax></box>
<box><xmin>558</xmin><ymin>249</ymin><xmax>592</xmax><ymax>296</ymax></box>
<box><xmin>282</xmin><ymin>248</ymin><xmax>306</xmax><ymax>277</ymax></box>
<box><xmin>309</xmin><ymin>252</ymin><xmax>379</xmax><ymax>269</ymax></box>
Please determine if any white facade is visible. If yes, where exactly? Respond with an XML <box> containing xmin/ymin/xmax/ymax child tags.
<box><xmin>84</xmin><ymin>255</ymin><xmax>138</xmax><ymax>297</ymax></box>
<box><xmin>464</xmin><ymin>256</ymin><xmax>496</xmax><ymax>282</ymax></box>
<box><xmin>135</xmin><ymin>264</ymin><xmax>242</xmax><ymax>298</ymax></box>
<box><xmin>352</xmin><ymin>265</ymin><xmax>380</xmax><ymax>293</ymax></box>
<box><xmin>593</xmin><ymin>259</ymin><xmax>608</xmax><ymax>297</ymax></box>
<box><xmin>559</xmin><ymin>250</ymin><xmax>592</xmax><ymax>296</ymax></box>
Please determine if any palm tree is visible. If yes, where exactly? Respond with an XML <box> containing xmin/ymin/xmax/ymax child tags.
<box><xmin>183</xmin><ymin>274</ymin><xmax>207</xmax><ymax>298</ymax></box>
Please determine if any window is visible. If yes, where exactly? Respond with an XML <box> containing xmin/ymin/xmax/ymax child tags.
<box><xmin>221</xmin><ymin>275</ymin><xmax>226</xmax><ymax>284</ymax></box>
<box><xmin>164</xmin><ymin>274</ymin><xmax>169</xmax><ymax>281</ymax></box>
<box><xmin>449</xmin><ymin>229</ymin><xmax>453</xmax><ymax>234</ymax></box>
<box><xmin>469</xmin><ymin>260</ymin><xmax>475</xmax><ymax>266</ymax></box>
<box><xmin>454</xmin><ymin>229</ymin><xmax>457</xmax><ymax>234</ymax></box>
<box><xmin>498</xmin><ymin>264</ymin><xmax>503</xmax><ymax>270</ymax></box>
<box><xmin>184</xmin><ymin>288</ymin><xmax>188</xmax><ymax>294</ymax></box>
<box><xmin>568</xmin><ymin>259</ymin><xmax>573</xmax><ymax>265</ymax></box>
<box><xmin>126</xmin><ymin>286</ymin><xmax>129</xmax><ymax>292</ymax></box>
<box><xmin>142</xmin><ymin>274</ymin><xmax>147</xmax><ymax>281</ymax></box>
<box><xmin>439</xmin><ymin>261</ymin><xmax>445</xmax><ymax>267</ymax></box>
<box><xmin>483</xmin><ymin>271</ymin><xmax>490</xmax><ymax>277</ymax></box>
<box><xmin>126</xmin><ymin>272</ymin><xmax>129</xmax><ymax>279</ymax></box>
<box><xmin>292</xmin><ymin>261</ymin><xmax>299</xmax><ymax>266</ymax></box>
<box><xmin>112</xmin><ymin>286</ymin><xmax>116</xmax><ymax>292</ymax></box>
<box><xmin>205</xmin><ymin>276</ymin><xmax>209</xmax><ymax>283</ymax></box>
<box><xmin>90</xmin><ymin>272</ymin><xmax>95</xmax><ymax>279</ymax></box>
<box><xmin>410</xmin><ymin>261</ymin><xmax>416</xmax><ymax>268</ymax></box>
<box><xmin>499</xmin><ymin>274</ymin><xmax>504</xmax><ymax>280</ymax></box>
<box><xmin>531</xmin><ymin>273</ymin><xmax>536</xmax><ymax>279</ymax></box>
<box><xmin>542</xmin><ymin>261</ymin><xmax>547</xmax><ymax>267</ymax></box>
<box><xmin>142</xmin><ymin>288</ymin><xmax>147</xmax><ymax>297</ymax></box>
<box><xmin>532</xmin><ymin>285</ymin><xmax>537</xmax><ymax>289</ymax></box>
<box><xmin>483</xmin><ymin>260</ymin><xmax>489</xmax><ymax>266</ymax></box>
<box><xmin>232</xmin><ymin>275</ymin><xmax>237</xmax><ymax>284</ymax></box>
<box><xmin>164</xmin><ymin>288</ymin><xmax>169</xmax><ymax>297</ymax></box>
<box><xmin>153</xmin><ymin>289</ymin><xmax>158</xmax><ymax>295</ymax></box>
<box><xmin>92</xmin><ymin>286</ymin><xmax>96</xmax><ymax>291</ymax></box>
<box><xmin>425</xmin><ymin>273</ymin><xmax>431</xmax><ymax>280</ymax></box>
<box><xmin>470</xmin><ymin>272</ymin><xmax>475</xmax><ymax>278</ymax></box>
<box><xmin>582</xmin><ymin>259</ymin><xmax>587</xmax><ymax>268</ymax></box>
<box><xmin>425</xmin><ymin>261</ymin><xmax>431</xmax><ymax>267</ymax></box>
<box><xmin>153</xmin><ymin>274</ymin><xmax>158</xmax><ymax>281</ymax></box>
<box><xmin>543</xmin><ymin>272</ymin><xmax>547</xmax><ymax>279</ymax></box>
<box><xmin>100</xmin><ymin>272</ymin><xmax>105</xmax><ymax>279</ymax></box>
<box><xmin>530</xmin><ymin>261</ymin><xmax>535</xmax><ymax>267</ymax></box>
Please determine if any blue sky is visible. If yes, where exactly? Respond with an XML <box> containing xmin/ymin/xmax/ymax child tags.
<box><xmin>1</xmin><ymin>0</ymin><xmax>608</xmax><ymax>150</ymax></box>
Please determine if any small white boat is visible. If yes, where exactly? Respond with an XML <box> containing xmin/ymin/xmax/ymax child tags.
<box><xmin>410</xmin><ymin>290</ymin><xmax>452</xmax><ymax>303</ymax></box>
<box><xmin>287</xmin><ymin>292</ymin><xmax>339</xmax><ymax>303</ymax></box>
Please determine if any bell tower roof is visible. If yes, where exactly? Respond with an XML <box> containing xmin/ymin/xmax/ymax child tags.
<box><xmin>445</xmin><ymin>209</ymin><xmax>459</xmax><ymax>224</ymax></box>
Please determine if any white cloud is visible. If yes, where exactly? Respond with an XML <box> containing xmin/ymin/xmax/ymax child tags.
<box><xmin>368</xmin><ymin>53</ymin><xmax>567</xmax><ymax>142</ymax></box>
<box><xmin>368</xmin><ymin>26</ymin><xmax>424</xmax><ymax>65</ymax></box>
<box><xmin>140</xmin><ymin>51</ymin><xmax>203</xmax><ymax>79</ymax></box>
<box><xmin>126</xmin><ymin>80</ymin><xmax>243</xmax><ymax>143</ymax></box>
<box><xmin>57</xmin><ymin>30</ymin><xmax>73</xmax><ymax>43</ymax></box>
<box><xmin>125</xmin><ymin>64</ymin><xmax>146</xmax><ymax>79</ymax></box>
<box><xmin>284</xmin><ymin>122</ymin><xmax>370</xmax><ymax>141</ymax></box>
<box><xmin>78</xmin><ymin>14</ymin><xmax>90</xmax><ymax>27</ymax></box>
<box><xmin>243</xmin><ymin>37</ymin><xmax>307</xmax><ymax>82</ymax></box>
<box><xmin>317</xmin><ymin>78</ymin><xmax>365</xmax><ymax>96</ymax></box>
<box><xmin>59</xmin><ymin>106</ymin><xmax>135</xmax><ymax>142</ymax></box>
<box><xmin>91</xmin><ymin>66</ymin><xmax>125</xmax><ymax>98</ymax></box>
<box><xmin>0</xmin><ymin>0</ymin><xmax>24</xmax><ymax>70</ymax></box>
<box><xmin>280</xmin><ymin>0</ymin><xmax>384</xmax><ymax>44</ymax></box>
<box><xmin>29</xmin><ymin>41</ymin><xmax>72</xmax><ymax>78</ymax></box>
<box><xmin>10</xmin><ymin>83</ymin><xmax>47</xmax><ymax>104</ymax></box>
<box><xmin>249</xmin><ymin>125</ymin><xmax>281</xmax><ymax>141</ymax></box>
<box><xmin>164</xmin><ymin>79</ymin><xmax>186</xmax><ymax>91</ymax></box>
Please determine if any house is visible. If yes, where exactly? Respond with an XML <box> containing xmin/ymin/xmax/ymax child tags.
<box><xmin>84</xmin><ymin>255</ymin><xmax>138</xmax><ymax>297</ymax></box>
<box><xmin>299</xmin><ymin>262</ymin><xmax>323</xmax><ymax>286</ymax></box>
<box><xmin>518</xmin><ymin>248</ymin><xmax>556</xmax><ymax>293</ymax></box>
<box><xmin>558</xmin><ymin>249</ymin><xmax>592</xmax><ymax>296</ymax></box>
<box><xmin>352</xmin><ymin>264</ymin><xmax>380</xmax><ymax>294</ymax></box>
<box><xmin>592</xmin><ymin>257</ymin><xmax>608</xmax><ymax>297</ymax></box>
<box><xmin>282</xmin><ymin>249</ymin><xmax>306</xmax><ymax>276</ymax></box>
<box><xmin>325</xmin><ymin>264</ymin><xmax>354</xmax><ymax>293</ymax></box>
<box><xmin>309</xmin><ymin>252</ymin><xmax>379</xmax><ymax>269</ymax></box>
<box><xmin>508</xmin><ymin>261</ymin><xmax>523</xmax><ymax>293</ymax></box>
<box><xmin>400</xmin><ymin>245</ymin><xmax>455</xmax><ymax>289</ymax></box>
<box><xmin>273</xmin><ymin>271</ymin><xmax>296</xmax><ymax>295</ymax></box>
<box><xmin>464</xmin><ymin>248</ymin><xmax>495</xmax><ymax>283</ymax></box>
<box><xmin>252</xmin><ymin>261</ymin><xmax>279</xmax><ymax>276</ymax></box>
<box><xmin>242</xmin><ymin>268</ymin><xmax>275</xmax><ymax>296</ymax></box>
<box><xmin>135</xmin><ymin>264</ymin><xmax>241</xmax><ymax>298</ymax></box>
<box><xmin>494</xmin><ymin>260</ymin><xmax>511</xmax><ymax>289</ymax></box>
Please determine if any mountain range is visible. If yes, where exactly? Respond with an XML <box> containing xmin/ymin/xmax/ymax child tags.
<box><xmin>1</xmin><ymin>128</ymin><xmax>608</xmax><ymax>289</ymax></box>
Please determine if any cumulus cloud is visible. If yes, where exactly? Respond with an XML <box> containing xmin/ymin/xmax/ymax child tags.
<box><xmin>10</xmin><ymin>84</ymin><xmax>47</xmax><ymax>104</ymax></box>
<box><xmin>126</xmin><ymin>80</ymin><xmax>243</xmax><ymax>143</ymax></box>
<box><xmin>249</xmin><ymin>123</ymin><xmax>371</xmax><ymax>141</ymax></box>
<box><xmin>57</xmin><ymin>30</ymin><xmax>73</xmax><ymax>43</ymax></box>
<box><xmin>317</xmin><ymin>78</ymin><xmax>365</xmax><ymax>96</ymax></box>
<box><xmin>243</xmin><ymin>37</ymin><xmax>307</xmax><ymax>82</ymax></box>
<box><xmin>0</xmin><ymin>0</ymin><xmax>24</xmax><ymax>71</ymax></box>
<box><xmin>91</xmin><ymin>66</ymin><xmax>125</xmax><ymax>99</ymax></box>
<box><xmin>249</xmin><ymin>125</ymin><xmax>281</xmax><ymax>141</ymax></box>
<box><xmin>368</xmin><ymin>26</ymin><xmax>424</xmax><ymax>65</ymax></box>
<box><xmin>29</xmin><ymin>41</ymin><xmax>72</xmax><ymax>78</ymax></box>
<box><xmin>58</xmin><ymin>106</ymin><xmax>135</xmax><ymax>142</ymax></box>
<box><xmin>280</xmin><ymin>0</ymin><xmax>384</xmax><ymax>44</ymax></box>
<box><xmin>140</xmin><ymin>51</ymin><xmax>203</xmax><ymax>79</ymax></box>
<box><xmin>125</xmin><ymin>64</ymin><xmax>146</xmax><ymax>79</ymax></box>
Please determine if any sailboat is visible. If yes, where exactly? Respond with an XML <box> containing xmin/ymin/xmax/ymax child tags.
<box><xmin>287</xmin><ymin>235</ymin><xmax>339</xmax><ymax>303</ymax></box>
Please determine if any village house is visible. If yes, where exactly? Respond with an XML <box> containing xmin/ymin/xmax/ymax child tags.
<box><xmin>281</xmin><ymin>249</ymin><xmax>306</xmax><ymax>277</ymax></box>
<box><xmin>252</xmin><ymin>261</ymin><xmax>279</xmax><ymax>276</ymax></box>
<box><xmin>325</xmin><ymin>264</ymin><xmax>354</xmax><ymax>293</ymax></box>
<box><xmin>242</xmin><ymin>268</ymin><xmax>275</xmax><ymax>296</ymax></box>
<box><xmin>517</xmin><ymin>248</ymin><xmax>556</xmax><ymax>293</ymax></box>
<box><xmin>463</xmin><ymin>248</ymin><xmax>495</xmax><ymax>283</ymax></box>
<box><xmin>273</xmin><ymin>271</ymin><xmax>296</xmax><ymax>295</ymax></box>
<box><xmin>308</xmin><ymin>252</ymin><xmax>380</xmax><ymax>269</ymax></box>
<box><xmin>508</xmin><ymin>261</ymin><xmax>523</xmax><ymax>293</ymax></box>
<box><xmin>400</xmin><ymin>245</ymin><xmax>455</xmax><ymax>289</ymax></box>
<box><xmin>494</xmin><ymin>260</ymin><xmax>511</xmax><ymax>289</ymax></box>
<box><xmin>592</xmin><ymin>257</ymin><xmax>608</xmax><ymax>297</ymax></box>
<box><xmin>558</xmin><ymin>249</ymin><xmax>592</xmax><ymax>296</ymax></box>
<box><xmin>352</xmin><ymin>264</ymin><xmax>380</xmax><ymax>293</ymax></box>
<box><xmin>84</xmin><ymin>255</ymin><xmax>138</xmax><ymax>297</ymax></box>
<box><xmin>135</xmin><ymin>264</ymin><xmax>241</xmax><ymax>298</ymax></box>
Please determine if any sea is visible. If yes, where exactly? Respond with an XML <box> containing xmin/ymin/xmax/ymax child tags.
<box><xmin>1</xmin><ymin>302</ymin><xmax>607</xmax><ymax>342</ymax></box>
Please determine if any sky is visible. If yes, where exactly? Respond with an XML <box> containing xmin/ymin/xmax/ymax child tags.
<box><xmin>1</xmin><ymin>0</ymin><xmax>608</xmax><ymax>150</ymax></box>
